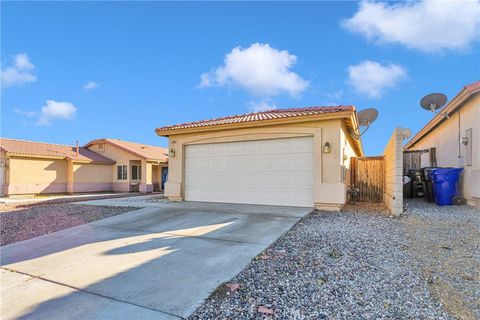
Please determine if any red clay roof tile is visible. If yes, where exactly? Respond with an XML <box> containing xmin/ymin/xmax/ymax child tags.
<box><xmin>0</xmin><ymin>138</ymin><xmax>115</xmax><ymax>164</ymax></box>
<box><xmin>156</xmin><ymin>105</ymin><xmax>354</xmax><ymax>133</ymax></box>
<box><xmin>84</xmin><ymin>138</ymin><xmax>168</xmax><ymax>162</ymax></box>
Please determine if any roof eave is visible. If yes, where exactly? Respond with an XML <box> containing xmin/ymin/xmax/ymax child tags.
<box><xmin>85</xmin><ymin>139</ymin><xmax>149</xmax><ymax>160</ymax></box>
<box><xmin>155</xmin><ymin>111</ymin><xmax>354</xmax><ymax>137</ymax></box>
<box><xmin>346</xmin><ymin>113</ymin><xmax>364</xmax><ymax>157</ymax></box>
<box><xmin>405</xmin><ymin>86</ymin><xmax>480</xmax><ymax>150</ymax></box>
<box><xmin>6</xmin><ymin>152</ymin><xmax>67</xmax><ymax>160</ymax></box>
<box><xmin>5</xmin><ymin>152</ymin><xmax>114</xmax><ymax>164</ymax></box>
<box><xmin>72</xmin><ymin>159</ymin><xmax>116</xmax><ymax>165</ymax></box>
<box><xmin>146</xmin><ymin>158</ymin><xmax>168</xmax><ymax>163</ymax></box>
<box><xmin>83</xmin><ymin>139</ymin><xmax>107</xmax><ymax>149</ymax></box>
<box><xmin>85</xmin><ymin>139</ymin><xmax>167</xmax><ymax>161</ymax></box>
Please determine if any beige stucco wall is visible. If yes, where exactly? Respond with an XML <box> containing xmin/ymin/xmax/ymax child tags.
<box><xmin>87</xmin><ymin>142</ymin><xmax>143</xmax><ymax>192</ymax></box>
<box><xmin>2</xmin><ymin>141</ymin><xmax>165</xmax><ymax>196</ymax></box>
<box><xmin>1</xmin><ymin>152</ymin><xmax>8</xmax><ymax>196</ymax></box>
<box><xmin>6</xmin><ymin>156</ymin><xmax>68</xmax><ymax>195</ymax></box>
<box><xmin>2</xmin><ymin>155</ymin><xmax>115</xmax><ymax>196</ymax></box>
<box><xmin>383</xmin><ymin>128</ymin><xmax>403</xmax><ymax>216</ymax></box>
<box><xmin>340</xmin><ymin>122</ymin><xmax>359</xmax><ymax>187</ymax></box>
<box><xmin>406</xmin><ymin>94</ymin><xmax>480</xmax><ymax>207</ymax></box>
<box><xmin>72</xmin><ymin>163</ymin><xmax>113</xmax><ymax>193</ymax></box>
<box><xmin>164</xmin><ymin>119</ymin><xmax>361</xmax><ymax>210</ymax></box>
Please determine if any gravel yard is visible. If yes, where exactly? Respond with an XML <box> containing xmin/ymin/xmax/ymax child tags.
<box><xmin>0</xmin><ymin>203</ymin><xmax>138</xmax><ymax>246</ymax></box>
<box><xmin>190</xmin><ymin>200</ymin><xmax>479</xmax><ymax>319</ymax></box>
<box><xmin>403</xmin><ymin>200</ymin><xmax>480</xmax><ymax>320</ymax></box>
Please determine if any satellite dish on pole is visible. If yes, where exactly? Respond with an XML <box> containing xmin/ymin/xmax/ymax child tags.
<box><xmin>420</xmin><ymin>93</ymin><xmax>449</xmax><ymax>118</ymax></box>
<box><xmin>352</xmin><ymin>108</ymin><xmax>379</xmax><ymax>139</ymax></box>
<box><xmin>400</xmin><ymin>128</ymin><xmax>412</xmax><ymax>140</ymax></box>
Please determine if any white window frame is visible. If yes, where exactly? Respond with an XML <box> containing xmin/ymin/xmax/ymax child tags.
<box><xmin>117</xmin><ymin>165</ymin><xmax>127</xmax><ymax>180</ymax></box>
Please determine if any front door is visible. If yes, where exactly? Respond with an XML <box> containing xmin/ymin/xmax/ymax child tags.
<box><xmin>161</xmin><ymin>167</ymin><xmax>168</xmax><ymax>191</ymax></box>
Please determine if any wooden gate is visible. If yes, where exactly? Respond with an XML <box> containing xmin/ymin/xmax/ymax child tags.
<box><xmin>350</xmin><ymin>156</ymin><xmax>385</xmax><ymax>203</ymax></box>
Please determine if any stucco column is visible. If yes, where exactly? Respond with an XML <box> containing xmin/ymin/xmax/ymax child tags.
<box><xmin>164</xmin><ymin>141</ymin><xmax>182</xmax><ymax>201</ymax></box>
<box><xmin>139</xmin><ymin>160</ymin><xmax>153</xmax><ymax>193</ymax></box>
<box><xmin>0</xmin><ymin>156</ymin><xmax>8</xmax><ymax>197</ymax></box>
<box><xmin>314</xmin><ymin>126</ymin><xmax>345</xmax><ymax>211</ymax></box>
<box><xmin>66</xmin><ymin>159</ymin><xmax>74</xmax><ymax>194</ymax></box>
<box><xmin>313</xmin><ymin>128</ymin><xmax>323</xmax><ymax>205</ymax></box>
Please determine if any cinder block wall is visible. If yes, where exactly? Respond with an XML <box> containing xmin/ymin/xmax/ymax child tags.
<box><xmin>383</xmin><ymin>128</ymin><xmax>403</xmax><ymax>216</ymax></box>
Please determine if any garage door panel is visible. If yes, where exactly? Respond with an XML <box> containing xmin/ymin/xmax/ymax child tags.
<box><xmin>186</xmin><ymin>170</ymin><xmax>313</xmax><ymax>189</ymax></box>
<box><xmin>185</xmin><ymin>137</ymin><xmax>314</xmax><ymax>207</ymax></box>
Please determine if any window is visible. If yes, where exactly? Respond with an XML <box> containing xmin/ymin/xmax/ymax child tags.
<box><xmin>98</xmin><ymin>143</ymin><xmax>105</xmax><ymax>150</ymax></box>
<box><xmin>132</xmin><ymin>165</ymin><xmax>141</xmax><ymax>180</ymax></box>
<box><xmin>117</xmin><ymin>165</ymin><xmax>127</xmax><ymax>180</ymax></box>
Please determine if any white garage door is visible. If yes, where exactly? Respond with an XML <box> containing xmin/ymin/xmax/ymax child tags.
<box><xmin>184</xmin><ymin>136</ymin><xmax>314</xmax><ymax>207</ymax></box>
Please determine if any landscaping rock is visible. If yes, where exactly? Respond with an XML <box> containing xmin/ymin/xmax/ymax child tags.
<box><xmin>190</xmin><ymin>199</ymin><xmax>480</xmax><ymax>319</ymax></box>
<box><xmin>257</xmin><ymin>306</ymin><xmax>273</xmax><ymax>315</ymax></box>
<box><xmin>0</xmin><ymin>203</ymin><xmax>138</xmax><ymax>246</ymax></box>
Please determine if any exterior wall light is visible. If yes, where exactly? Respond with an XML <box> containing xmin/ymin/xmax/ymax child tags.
<box><xmin>169</xmin><ymin>148</ymin><xmax>176</xmax><ymax>157</ymax></box>
<box><xmin>323</xmin><ymin>142</ymin><xmax>331</xmax><ymax>154</ymax></box>
<box><xmin>461</xmin><ymin>137</ymin><xmax>469</xmax><ymax>145</ymax></box>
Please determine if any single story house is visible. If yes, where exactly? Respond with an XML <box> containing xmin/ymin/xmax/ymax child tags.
<box><xmin>156</xmin><ymin>106</ymin><xmax>363</xmax><ymax>210</ymax></box>
<box><xmin>84</xmin><ymin>138</ymin><xmax>168</xmax><ymax>193</ymax></box>
<box><xmin>0</xmin><ymin>138</ymin><xmax>168</xmax><ymax>197</ymax></box>
<box><xmin>404</xmin><ymin>81</ymin><xmax>480</xmax><ymax>208</ymax></box>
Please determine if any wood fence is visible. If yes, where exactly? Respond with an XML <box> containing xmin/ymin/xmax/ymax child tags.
<box><xmin>350</xmin><ymin>156</ymin><xmax>385</xmax><ymax>203</ymax></box>
<box><xmin>403</xmin><ymin>148</ymin><xmax>436</xmax><ymax>174</ymax></box>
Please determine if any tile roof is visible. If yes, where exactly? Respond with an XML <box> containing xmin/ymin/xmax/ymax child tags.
<box><xmin>156</xmin><ymin>106</ymin><xmax>355</xmax><ymax>134</ymax></box>
<box><xmin>464</xmin><ymin>80</ymin><xmax>480</xmax><ymax>91</ymax></box>
<box><xmin>0</xmin><ymin>138</ymin><xmax>115</xmax><ymax>164</ymax></box>
<box><xmin>85</xmin><ymin>138</ymin><xmax>168</xmax><ymax>162</ymax></box>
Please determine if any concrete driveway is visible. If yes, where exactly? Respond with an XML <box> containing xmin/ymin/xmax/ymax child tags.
<box><xmin>1</xmin><ymin>200</ymin><xmax>311</xmax><ymax>319</ymax></box>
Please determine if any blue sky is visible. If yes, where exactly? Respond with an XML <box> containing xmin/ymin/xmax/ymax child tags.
<box><xmin>2</xmin><ymin>1</ymin><xmax>479</xmax><ymax>155</ymax></box>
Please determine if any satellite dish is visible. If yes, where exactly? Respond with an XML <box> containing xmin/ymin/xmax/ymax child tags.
<box><xmin>401</xmin><ymin>128</ymin><xmax>412</xmax><ymax>140</ymax></box>
<box><xmin>420</xmin><ymin>93</ymin><xmax>447</xmax><ymax>112</ymax></box>
<box><xmin>353</xmin><ymin>108</ymin><xmax>379</xmax><ymax>139</ymax></box>
<box><xmin>357</xmin><ymin>108</ymin><xmax>379</xmax><ymax>127</ymax></box>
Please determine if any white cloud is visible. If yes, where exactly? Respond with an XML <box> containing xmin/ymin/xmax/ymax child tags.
<box><xmin>247</xmin><ymin>100</ymin><xmax>277</xmax><ymax>112</ymax></box>
<box><xmin>83</xmin><ymin>81</ymin><xmax>99</xmax><ymax>90</ymax></box>
<box><xmin>342</xmin><ymin>0</ymin><xmax>480</xmax><ymax>52</ymax></box>
<box><xmin>14</xmin><ymin>108</ymin><xmax>36</xmax><ymax>117</ymax></box>
<box><xmin>347</xmin><ymin>61</ymin><xmax>406</xmax><ymax>98</ymax></box>
<box><xmin>1</xmin><ymin>53</ymin><xmax>37</xmax><ymax>88</ymax></box>
<box><xmin>37</xmin><ymin>100</ymin><xmax>77</xmax><ymax>126</ymax></box>
<box><xmin>14</xmin><ymin>54</ymin><xmax>35</xmax><ymax>70</ymax></box>
<box><xmin>199</xmin><ymin>43</ymin><xmax>309</xmax><ymax>97</ymax></box>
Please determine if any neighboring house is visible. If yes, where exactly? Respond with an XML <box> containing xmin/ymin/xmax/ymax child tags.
<box><xmin>156</xmin><ymin>106</ymin><xmax>363</xmax><ymax>210</ymax></box>
<box><xmin>0</xmin><ymin>138</ymin><xmax>115</xmax><ymax>196</ymax></box>
<box><xmin>84</xmin><ymin>138</ymin><xmax>168</xmax><ymax>193</ymax></box>
<box><xmin>404</xmin><ymin>81</ymin><xmax>480</xmax><ymax>208</ymax></box>
<box><xmin>0</xmin><ymin>138</ymin><xmax>168</xmax><ymax>197</ymax></box>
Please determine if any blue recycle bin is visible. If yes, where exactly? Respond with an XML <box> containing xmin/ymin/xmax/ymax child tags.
<box><xmin>431</xmin><ymin>168</ymin><xmax>463</xmax><ymax>206</ymax></box>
